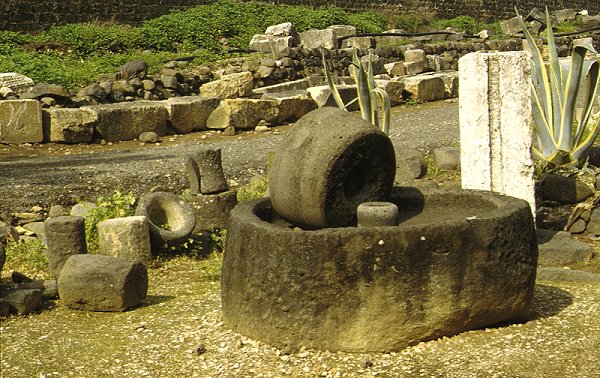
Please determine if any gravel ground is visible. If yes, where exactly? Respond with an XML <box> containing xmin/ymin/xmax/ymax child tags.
<box><xmin>0</xmin><ymin>100</ymin><xmax>459</xmax><ymax>214</ymax></box>
<box><xmin>1</xmin><ymin>255</ymin><xmax>599</xmax><ymax>378</ymax></box>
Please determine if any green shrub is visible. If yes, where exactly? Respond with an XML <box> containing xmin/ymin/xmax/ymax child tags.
<box><xmin>435</xmin><ymin>15</ymin><xmax>479</xmax><ymax>34</ymax></box>
<box><xmin>236</xmin><ymin>175</ymin><xmax>269</xmax><ymax>202</ymax></box>
<box><xmin>393</xmin><ymin>13</ymin><xmax>435</xmax><ymax>33</ymax></box>
<box><xmin>347</xmin><ymin>12</ymin><xmax>387</xmax><ymax>33</ymax></box>
<box><xmin>84</xmin><ymin>190</ymin><xmax>136</xmax><ymax>253</ymax></box>
<box><xmin>3</xmin><ymin>239</ymin><xmax>49</xmax><ymax>279</ymax></box>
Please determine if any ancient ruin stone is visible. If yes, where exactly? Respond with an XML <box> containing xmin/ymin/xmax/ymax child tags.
<box><xmin>45</xmin><ymin>216</ymin><xmax>87</xmax><ymax>277</ymax></box>
<box><xmin>118</xmin><ymin>60</ymin><xmax>148</xmax><ymax>80</ymax></box>
<box><xmin>164</xmin><ymin>96</ymin><xmax>220</xmax><ymax>133</ymax></box>
<box><xmin>0</xmin><ymin>72</ymin><xmax>34</xmax><ymax>95</ymax></box>
<box><xmin>206</xmin><ymin>98</ymin><xmax>279</xmax><ymax>130</ymax></box>
<box><xmin>21</xmin><ymin>83</ymin><xmax>70</xmax><ymax>102</ymax></box>
<box><xmin>401</xmin><ymin>75</ymin><xmax>446</xmax><ymax>102</ymax></box>
<box><xmin>42</xmin><ymin>108</ymin><xmax>96</xmax><ymax>143</ymax></box>
<box><xmin>0</xmin><ymin>100</ymin><xmax>43</xmax><ymax>144</ymax></box>
<box><xmin>58</xmin><ymin>254</ymin><xmax>148</xmax><ymax>312</ymax></box>
<box><xmin>185</xmin><ymin>190</ymin><xmax>238</xmax><ymax>230</ymax></box>
<box><xmin>199</xmin><ymin>72</ymin><xmax>253</xmax><ymax>100</ymax></box>
<box><xmin>98</xmin><ymin>216</ymin><xmax>152</xmax><ymax>264</ymax></box>
<box><xmin>269</xmin><ymin>107</ymin><xmax>396</xmax><ymax>228</ymax></box>
<box><xmin>540</xmin><ymin>174</ymin><xmax>594</xmax><ymax>204</ymax></box>
<box><xmin>260</xmin><ymin>90</ymin><xmax>317</xmax><ymax>123</ymax></box>
<box><xmin>356</xmin><ymin>202</ymin><xmax>399</xmax><ymax>227</ymax></box>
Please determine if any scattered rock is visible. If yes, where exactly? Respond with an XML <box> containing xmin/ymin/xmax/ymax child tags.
<box><xmin>536</xmin><ymin>229</ymin><xmax>595</xmax><ymax>266</ymax></box>
<box><xmin>540</xmin><ymin>174</ymin><xmax>594</xmax><ymax>204</ymax></box>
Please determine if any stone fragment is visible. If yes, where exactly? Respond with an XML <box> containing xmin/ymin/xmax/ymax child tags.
<box><xmin>164</xmin><ymin>96</ymin><xmax>219</xmax><ymax>133</ymax></box>
<box><xmin>58</xmin><ymin>254</ymin><xmax>148</xmax><ymax>312</ymax></box>
<box><xmin>200</xmin><ymin>72</ymin><xmax>254</xmax><ymax>100</ymax></box>
<box><xmin>118</xmin><ymin>60</ymin><xmax>148</xmax><ymax>80</ymax></box>
<box><xmin>48</xmin><ymin>205</ymin><xmax>68</xmax><ymax>218</ymax></box>
<box><xmin>261</xmin><ymin>90</ymin><xmax>317</xmax><ymax>123</ymax></box>
<box><xmin>0</xmin><ymin>72</ymin><xmax>34</xmax><ymax>95</ymax></box>
<box><xmin>206</xmin><ymin>99</ymin><xmax>279</xmax><ymax>130</ymax></box>
<box><xmin>536</xmin><ymin>229</ymin><xmax>595</xmax><ymax>265</ymax></box>
<box><xmin>98</xmin><ymin>216</ymin><xmax>152</xmax><ymax>264</ymax></box>
<box><xmin>357</xmin><ymin>202</ymin><xmax>399</xmax><ymax>227</ymax></box>
<box><xmin>44</xmin><ymin>216</ymin><xmax>87</xmax><ymax>277</ymax></box>
<box><xmin>0</xmin><ymin>100</ymin><xmax>43</xmax><ymax>144</ymax></box>
<box><xmin>42</xmin><ymin>107</ymin><xmax>96</xmax><ymax>143</ymax></box>
<box><xmin>554</xmin><ymin>9</ymin><xmax>577</xmax><ymax>24</ymax></box>
<box><xmin>70</xmin><ymin>202</ymin><xmax>96</xmax><ymax>218</ymax></box>
<box><xmin>384</xmin><ymin>62</ymin><xmax>405</xmax><ymax>77</ymax></box>
<box><xmin>40</xmin><ymin>97</ymin><xmax>56</xmax><ymax>107</ymax></box>
<box><xmin>581</xmin><ymin>15</ymin><xmax>600</xmax><ymax>28</ymax></box>
<box><xmin>21</xmin><ymin>83</ymin><xmax>70</xmax><ymax>103</ymax></box>
<box><xmin>433</xmin><ymin>147</ymin><xmax>460</xmax><ymax>170</ymax></box>
<box><xmin>83</xmin><ymin>102</ymin><xmax>168</xmax><ymax>142</ymax></box>
<box><xmin>194</xmin><ymin>148</ymin><xmax>228</xmax><ymax>194</ymax></box>
<box><xmin>77</xmin><ymin>83</ymin><xmax>108</xmax><ymax>102</ymax></box>
<box><xmin>540</xmin><ymin>174</ymin><xmax>594</xmax><ymax>204</ymax></box>
<box><xmin>341</xmin><ymin>36</ymin><xmax>373</xmax><ymax>49</ymax></box>
<box><xmin>587</xmin><ymin>208</ymin><xmax>600</xmax><ymax>235</ymax></box>
<box><xmin>0</xmin><ymin>243</ymin><xmax>5</xmax><ymax>275</ymax></box>
<box><xmin>374</xmin><ymin>80</ymin><xmax>406</xmax><ymax>105</ymax></box>
<box><xmin>1</xmin><ymin>288</ymin><xmax>42</xmax><ymax>315</ymax></box>
<box><xmin>0</xmin><ymin>298</ymin><xmax>9</xmax><ymax>317</ymax></box>
<box><xmin>266</xmin><ymin>22</ymin><xmax>297</xmax><ymax>37</ymax></box>
<box><xmin>306</xmin><ymin>85</ymin><xmax>359</xmax><ymax>111</ymax></box>
<box><xmin>139</xmin><ymin>131</ymin><xmax>158</xmax><ymax>143</ymax></box>
<box><xmin>401</xmin><ymin>75</ymin><xmax>446</xmax><ymax>102</ymax></box>
<box><xmin>404</xmin><ymin>49</ymin><xmax>426</xmax><ymax>63</ymax></box>
<box><xmin>300</xmin><ymin>28</ymin><xmax>337</xmax><ymax>49</ymax></box>
<box><xmin>23</xmin><ymin>221</ymin><xmax>46</xmax><ymax>244</ymax></box>
<box><xmin>248</xmin><ymin>35</ymin><xmax>295</xmax><ymax>58</ymax></box>
<box><xmin>185</xmin><ymin>190</ymin><xmax>238</xmax><ymax>230</ymax></box>
<box><xmin>501</xmin><ymin>17</ymin><xmax>524</xmax><ymax>36</ymax></box>
<box><xmin>395</xmin><ymin>149</ymin><xmax>427</xmax><ymax>183</ymax></box>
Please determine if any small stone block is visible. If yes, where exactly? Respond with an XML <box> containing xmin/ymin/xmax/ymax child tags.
<box><xmin>44</xmin><ymin>216</ymin><xmax>87</xmax><ymax>277</ymax></box>
<box><xmin>97</xmin><ymin>216</ymin><xmax>152</xmax><ymax>264</ymax></box>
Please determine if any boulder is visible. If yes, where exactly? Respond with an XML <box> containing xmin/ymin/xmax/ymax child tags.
<box><xmin>384</xmin><ymin>62</ymin><xmax>406</xmax><ymax>77</ymax></box>
<box><xmin>187</xmin><ymin>147</ymin><xmax>228</xmax><ymax>195</ymax></box>
<box><xmin>0</xmin><ymin>288</ymin><xmax>42</xmax><ymax>315</ymax></box>
<box><xmin>83</xmin><ymin>102</ymin><xmax>168</xmax><ymax>142</ymax></box>
<box><xmin>501</xmin><ymin>16</ymin><xmax>524</xmax><ymax>36</ymax></box>
<box><xmin>433</xmin><ymin>147</ymin><xmax>461</xmax><ymax>171</ymax></box>
<box><xmin>554</xmin><ymin>9</ymin><xmax>577</xmax><ymax>24</ymax></box>
<box><xmin>21</xmin><ymin>83</ymin><xmax>70</xmax><ymax>103</ymax></box>
<box><xmin>586</xmin><ymin>208</ymin><xmax>600</xmax><ymax>235</ymax></box>
<box><xmin>306</xmin><ymin>85</ymin><xmax>359</xmax><ymax>111</ymax></box>
<box><xmin>199</xmin><ymin>72</ymin><xmax>254</xmax><ymax>100</ymax></box>
<box><xmin>42</xmin><ymin>107</ymin><xmax>96</xmax><ymax>143</ymax></box>
<box><xmin>76</xmin><ymin>83</ymin><xmax>109</xmax><ymax>102</ymax></box>
<box><xmin>404</xmin><ymin>60</ymin><xmax>428</xmax><ymax>76</ymax></box>
<box><xmin>536</xmin><ymin>229</ymin><xmax>595</xmax><ymax>265</ymax></box>
<box><xmin>97</xmin><ymin>216</ymin><xmax>152</xmax><ymax>264</ymax></box>
<box><xmin>261</xmin><ymin>90</ymin><xmax>317</xmax><ymax>123</ymax></box>
<box><xmin>395</xmin><ymin>149</ymin><xmax>428</xmax><ymax>183</ymax></box>
<box><xmin>70</xmin><ymin>202</ymin><xmax>96</xmax><ymax>218</ymax></box>
<box><xmin>341</xmin><ymin>36</ymin><xmax>373</xmax><ymax>49</ymax></box>
<box><xmin>537</xmin><ymin>267</ymin><xmax>600</xmax><ymax>282</ymax></box>
<box><xmin>374</xmin><ymin>80</ymin><xmax>406</xmax><ymax>105</ymax></box>
<box><xmin>401</xmin><ymin>75</ymin><xmax>446</xmax><ymax>102</ymax></box>
<box><xmin>404</xmin><ymin>49</ymin><xmax>426</xmax><ymax>63</ymax></box>
<box><xmin>265</xmin><ymin>22</ymin><xmax>297</xmax><ymax>37</ymax></box>
<box><xmin>117</xmin><ymin>60</ymin><xmax>148</xmax><ymax>80</ymax></box>
<box><xmin>44</xmin><ymin>216</ymin><xmax>87</xmax><ymax>277</ymax></box>
<box><xmin>540</xmin><ymin>174</ymin><xmax>594</xmax><ymax>204</ymax></box>
<box><xmin>164</xmin><ymin>96</ymin><xmax>220</xmax><ymax>133</ymax></box>
<box><xmin>206</xmin><ymin>98</ymin><xmax>279</xmax><ymax>130</ymax></box>
<box><xmin>58</xmin><ymin>254</ymin><xmax>148</xmax><ymax>312</ymax></box>
<box><xmin>0</xmin><ymin>100</ymin><xmax>43</xmax><ymax>144</ymax></box>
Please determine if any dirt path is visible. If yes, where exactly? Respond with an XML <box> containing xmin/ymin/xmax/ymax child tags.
<box><xmin>0</xmin><ymin>100</ymin><xmax>459</xmax><ymax>213</ymax></box>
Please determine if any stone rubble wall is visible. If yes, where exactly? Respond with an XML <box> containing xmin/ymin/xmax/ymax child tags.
<box><xmin>1</xmin><ymin>0</ymin><xmax>599</xmax><ymax>32</ymax></box>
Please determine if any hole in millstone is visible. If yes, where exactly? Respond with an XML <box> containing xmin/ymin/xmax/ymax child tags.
<box><xmin>343</xmin><ymin>160</ymin><xmax>369</xmax><ymax>200</ymax></box>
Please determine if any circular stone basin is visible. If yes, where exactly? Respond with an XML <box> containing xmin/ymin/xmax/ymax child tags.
<box><xmin>221</xmin><ymin>187</ymin><xmax>538</xmax><ymax>352</ymax></box>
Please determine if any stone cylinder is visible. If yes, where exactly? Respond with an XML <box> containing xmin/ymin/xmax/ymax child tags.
<box><xmin>44</xmin><ymin>216</ymin><xmax>87</xmax><ymax>277</ymax></box>
<box><xmin>193</xmin><ymin>147</ymin><xmax>228</xmax><ymax>194</ymax></box>
<box><xmin>269</xmin><ymin>107</ymin><xmax>396</xmax><ymax>228</ymax></box>
<box><xmin>57</xmin><ymin>254</ymin><xmax>148</xmax><ymax>312</ymax></box>
<box><xmin>357</xmin><ymin>202</ymin><xmax>399</xmax><ymax>227</ymax></box>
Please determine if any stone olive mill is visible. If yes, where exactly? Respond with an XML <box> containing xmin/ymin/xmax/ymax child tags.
<box><xmin>221</xmin><ymin>107</ymin><xmax>538</xmax><ymax>352</ymax></box>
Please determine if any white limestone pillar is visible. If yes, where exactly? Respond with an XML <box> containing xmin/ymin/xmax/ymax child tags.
<box><xmin>459</xmin><ymin>51</ymin><xmax>536</xmax><ymax>215</ymax></box>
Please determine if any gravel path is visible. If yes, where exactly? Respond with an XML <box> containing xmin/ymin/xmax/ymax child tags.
<box><xmin>0</xmin><ymin>100</ymin><xmax>459</xmax><ymax>214</ymax></box>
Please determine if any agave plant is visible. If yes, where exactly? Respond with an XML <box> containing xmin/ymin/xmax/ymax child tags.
<box><xmin>517</xmin><ymin>8</ymin><xmax>600</xmax><ymax>168</ymax></box>
<box><xmin>322</xmin><ymin>49</ymin><xmax>391</xmax><ymax>135</ymax></box>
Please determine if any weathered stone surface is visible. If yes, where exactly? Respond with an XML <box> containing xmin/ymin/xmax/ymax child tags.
<box><xmin>0</xmin><ymin>72</ymin><xmax>34</xmax><ymax>95</ymax></box>
<box><xmin>403</xmin><ymin>60</ymin><xmax>428</xmax><ymax>75</ymax></box>
<box><xmin>554</xmin><ymin>9</ymin><xmax>577</xmax><ymax>24</ymax></box>
<box><xmin>374</xmin><ymin>80</ymin><xmax>406</xmax><ymax>105</ymax></box>
<box><xmin>536</xmin><ymin>229</ymin><xmax>595</xmax><ymax>265</ymax></box>
<box><xmin>434</xmin><ymin>147</ymin><xmax>461</xmax><ymax>171</ymax></box>
<box><xmin>44</xmin><ymin>216</ymin><xmax>87</xmax><ymax>277</ymax></box>
<box><xmin>42</xmin><ymin>108</ymin><xmax>95</xmax><ymax>143</ymax></box>
<box><xmin>98</xmin><ymin>216</ymin><xmax>152</xmax><ymax>264</ymax></box>
<box><xmin>135</xmin><ymin>192</ymin><xmax>196</xmax><ymax>248</ymax></box>
<box><xmin>341</xmin><ymin>36</ymin><xmax>373</xmax><ymax>49</ymax></box>
<box><xmin>164</xmin><ymin>96</ymin><xmax>219</xmax><ymax>133</ymax></box>
<box><xmin>425</xmin><ymin>71</ymin><xmax>459</xmax><ymax>98</ymax></box>
<box><xmin>395</xmin><ymin>149</ymin><xmax>427</xmax><ymax>183</ymax></box>
<box><xmin>58</xmin><ymin>254</ymin><xmax>148</xmax><ymax>312</ymax></box>
<box><xmin>356</xmin><ymin>201</ymin><xmax>399</xmax><ymax>227</ymax></box>
<box><xmin>23</xmin><ymin>221</ymin><xmax>46</xmax><ymax>244</ymax></box>
<box><xmin>588</xmin><ymin>208</ymin><xmax>600</xmax><ymax>235</ymax></box>
<box><xmin>222</xmin><ymin>188</ymin><xmax>538</xmax><ymax>352</ymax></box>
<box><xmin>139</xmin><ymin>131</ymin><xmax>158</xmax><ymax>143</ymax></box>
<box><xmin>269</xmin><ymin>107</ymin><xmax>396</xmax><ymax>228</ymax></box>
<box><xmin>401</xmin><ymin>75</ymin><xmax>446</xmax><ymax>102</ymax></box>
<box><xmin>459</xmin><ymin>51</ymin><xmax>536</xmax><ymax>216</ymax></box>
<box><xmin>200</xmin><ymin>72</ymin><xmax>253</xmax><ymax>100</ymax></box>
<box><xmin>0</xmin><ymin>100</ymin><xmax>43</xmax><ymax>144</ymax></box>
<box><xmin>83</xmin><ymin>102</ymin><xmax>168</xmax><ymax>142</ymax></box>
<box><xmin>70</xmin><ymin>202</ymin><xmax>96</xmax><ymax>218</ymax></box>
<box><xmin>300</xmin><ymin>28</ymin><xmax>337</xmax><ymax>50</ymax></box>
<box><xmin>501</xmin><ymin>16</ymin><xmax>524</xmax><ymax>36</ymax></box>
<box><xmin>0</xmin><ymin>243</ymin><xmax>5</xmax><ymax>275</ymax></box>
<box><xmin>328</xmin><ymin>25</ymin><xmax>356</xmax><ymax>40</ymax></box>
<box><xmin>185</xmin><ymin>190</ymin><xmax>238</xmax><ymax>230</ymax></box>
<box><xmin>206</xmin><ymin>98</ymin><xmax>279</xmax><ymax>130</ymax></box>
<box><xmin>261</xmin><ymin>90</ymin><xmax>317</xmax><ymax>123</ymax></box>
<box><xmin>540</xmin><ymin>174</ymin><xmax>594</xmax><ymax>204</ymax></box>
<box><xmin>405</xmin><ymin>49</ymin><xmax>426</xmax><ymax>63</ymax></box>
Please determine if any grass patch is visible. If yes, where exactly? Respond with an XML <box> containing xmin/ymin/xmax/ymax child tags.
<box><xmin>3</xmin><ymin>239</ymin><xmax>50</xmax><ymax>279</ymax></box>
<box><xmin>236</xmin><ymin>175</ymin><xmax>269</xmax><ymax>203</ymax></box>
